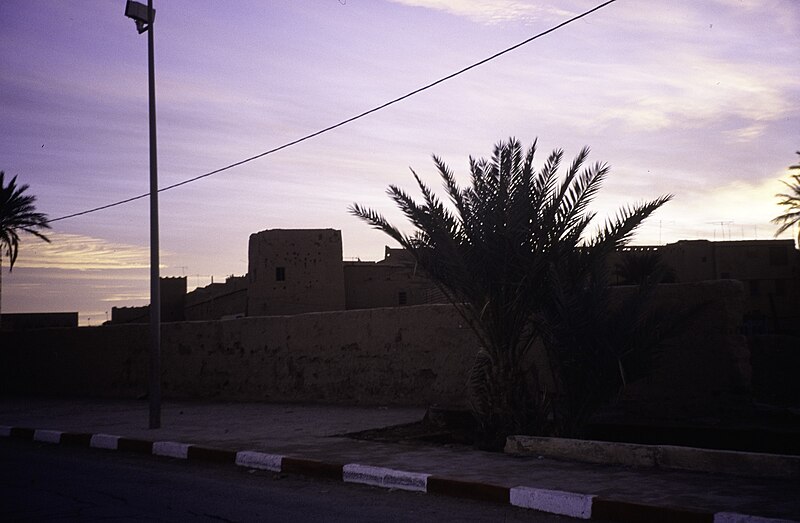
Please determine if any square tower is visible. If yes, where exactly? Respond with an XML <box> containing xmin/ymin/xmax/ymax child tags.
<box><xmin>247</xmin><ymin>229</ymin><xmax>345</xmax><ymax>316</ymax></box>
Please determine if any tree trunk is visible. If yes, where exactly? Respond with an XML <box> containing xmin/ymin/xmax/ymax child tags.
<box><xmin>469</xmin><ymin>348</ymin><xmax>546</xmax><ymax>450</ymax></box>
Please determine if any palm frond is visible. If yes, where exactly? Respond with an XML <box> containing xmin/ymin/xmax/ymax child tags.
<box><xmin>591</xmin><ymin>195</ymin><xmax>673</xmax><ymax>253</ymax></box>
<box><xmin>772</xmin><ymin>160</ymin><xmax>800</xmax><ymax>241</ymax></box>
<box><xmin>347</xmin><ymin>203</ymin><xmax>409</xmax><ymax>249</ymax></box>
<box><xmin>1</xmin><ymin>171</ymin><xmax>51</xmax><ymax>271</ymax></box>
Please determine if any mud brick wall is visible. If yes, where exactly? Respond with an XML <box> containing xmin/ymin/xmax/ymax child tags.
<box><xmin>1</xmin><ymin>282</ymin><xmax>749</xmax><ymax>409</ymax></box>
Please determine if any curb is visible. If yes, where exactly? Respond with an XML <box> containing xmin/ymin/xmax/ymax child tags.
<box><xmin>505</xmin><ymin>435</ymin><xmax>800</xmax><ymax>479</ymax></box>
<box><xmin>1</xmin><ymin>424</ymin><xmax>796</xmax><ymax>523</ymax></box>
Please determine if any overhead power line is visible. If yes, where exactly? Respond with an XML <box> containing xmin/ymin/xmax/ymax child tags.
<box><xmin>49</xmin><ymin>0</ymin><xmax>617</xmax><ymax>224</ymax></box>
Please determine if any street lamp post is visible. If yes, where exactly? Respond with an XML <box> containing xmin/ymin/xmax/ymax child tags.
<box><xmin>125</xmin><ymin>0</ymin><xmax>160</xmax><ymax>429</ymax></box>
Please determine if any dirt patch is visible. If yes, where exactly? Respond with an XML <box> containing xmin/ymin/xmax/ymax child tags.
<box><xmin>337</xmin><ymin>407</ymin><xmax>477</xmax><ymax>447</ymax></box>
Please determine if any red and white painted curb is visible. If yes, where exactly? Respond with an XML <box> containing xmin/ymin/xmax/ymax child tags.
<box><xmin>1</xmin><ymin>425</ymin><xmax>795</xmax><ymax>523</ymax></box>
<box><xmin>343</xmin><ymin>463</ymin><xmax>428</xmax><ymax>492</ymax></box>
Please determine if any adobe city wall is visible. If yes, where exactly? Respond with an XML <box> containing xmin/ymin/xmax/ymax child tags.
<box><xmin>1</xmin><ymin>304</ymin><xmax>476</xmax><ymax>405</ymax></box>
<box><xmin>0</xmin><ymin>281</ymin><xmax>749</xmax><ymax>408</ymax></box>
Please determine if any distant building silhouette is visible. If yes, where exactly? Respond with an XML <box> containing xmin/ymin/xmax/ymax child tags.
<box><xmin>185</xmin><ymin>275</ymin><xmax>247</xmax><ymax>321</ymax></box>
<box><xmin>109</xmin><ymin>276</ymin><xmax>186</xmax><ymax>324</ymax></box>
<box><xmin>344</xmin><ymin>246</ymin><xmax>443</xmax><ymax>309</ymax></box>
<box><xmin>97</xmin><ymin>231</ymin><xmax>797</xmax><ymax>336</ymax></box>
<box><xmin>611</xmin><ymin>239</ymin><xmax>799</xmax><ymax>335</ymax></box>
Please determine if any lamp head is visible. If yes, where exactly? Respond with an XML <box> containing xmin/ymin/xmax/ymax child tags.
<box><xmin>125</xmin><ymin>0</ymin><xmax>155</xmax><ymax>34</ymax></box>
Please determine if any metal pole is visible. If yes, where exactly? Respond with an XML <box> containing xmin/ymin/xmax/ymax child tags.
<box><xmin>147</xmin><ymin>0</ymin><xmax>161</xmax><ymax>429</ymax></box>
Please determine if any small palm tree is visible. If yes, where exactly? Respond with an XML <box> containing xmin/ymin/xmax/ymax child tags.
<box><xmin>351</xmin><ymin>138</ymin><xmax>671</xmax><ymax>446</ymax></box>
<box><xmin>1</xmin><ymin>171</ymin><xmax>51</xmax><ymax>323</ymax></box>
<box><xmin>772</xmin><ymin>151</ymin><xmax>800</xmax><ymax>247</ymax></box>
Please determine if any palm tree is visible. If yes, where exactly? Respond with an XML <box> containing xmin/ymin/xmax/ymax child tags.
<box><xmin>0</xmin><ymin>171</ymin><xmax>51</xmax><ymax>324</ymax></box>
<box><xmin>772</xmin><ymin>151</ymin><xmax>800</xmax><ymax>247</ymax></box>
<box><xmin>351</xmin><ymin>138</ymin><xmax>671</xmax><ymax>447</ymax></box>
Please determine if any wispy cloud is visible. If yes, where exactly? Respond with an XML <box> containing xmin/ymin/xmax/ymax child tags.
<box><xmin>596</xmin><ymin>53</ymin><xmax>794</xmax><ymax>133</ymax></box>
<box><xmin>101</xmin><ymin>292</ymin><xmax>150</xmax><ymax>303</ymax></box>
<box><xmin>387</xmin><ymin>0</ymin><xmax>573</xmax><ymax>24</ymax></box>
<box><xmin>725</xmin><ymin>123</ymin><xmax>768</xmax><ymax>142</ymax></box>
<box><xmin>13</xmin><ymin>232</ymin><xmax>151</xmax><ymax>270</ymax></box>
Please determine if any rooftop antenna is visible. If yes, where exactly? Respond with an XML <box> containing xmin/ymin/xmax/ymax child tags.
<box><xmin>707</xmin><ymin>220</ymin><xmax>733</xmax><ymax>241</ymax></box>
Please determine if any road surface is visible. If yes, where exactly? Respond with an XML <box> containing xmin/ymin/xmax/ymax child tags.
<box><xmin>1</xmin><ymin>438</ymin><xmax>596</xmax><ymax>522</ymax></box>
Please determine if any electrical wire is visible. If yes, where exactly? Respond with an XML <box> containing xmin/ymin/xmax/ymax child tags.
<box><xmin>49</xmin><ymin>0</ymin><xmax>617</xmax><ymax>224</ymax></box>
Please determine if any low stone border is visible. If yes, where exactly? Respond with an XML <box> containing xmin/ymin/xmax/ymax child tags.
<box><xmin>1</xmin><ymin>425</ymin><xmax>795</xmax><ymax>523</ymax></box>
<box><xmin>504</xmin><ymin>435</ymin><xmax>800</xmax><ymax>479</ymax></box>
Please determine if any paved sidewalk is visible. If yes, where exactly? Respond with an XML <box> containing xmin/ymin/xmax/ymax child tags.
<box><xmin>1</xmin><ymin>398</ymin><xmax>797</xmax><ymax>522</ymax></box>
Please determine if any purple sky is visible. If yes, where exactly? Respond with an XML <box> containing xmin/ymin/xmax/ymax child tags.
<box><xmin>2</xmin><ymin>0</ymin><xmax>798</xmax><ymax>325</ymax></box>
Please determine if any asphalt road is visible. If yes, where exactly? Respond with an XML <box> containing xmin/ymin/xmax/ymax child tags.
<box><xmin>0</xmin><ymin>438</ymin><xmax>593</xmax><ymax>522</ymax></box>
